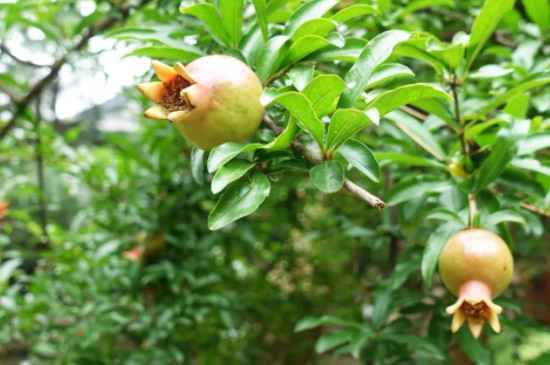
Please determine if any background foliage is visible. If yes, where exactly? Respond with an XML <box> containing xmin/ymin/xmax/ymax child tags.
<box><xmin>1</xmin><ymin>0</ymin><xmax>550</xmax><ymax>364</ymax></box>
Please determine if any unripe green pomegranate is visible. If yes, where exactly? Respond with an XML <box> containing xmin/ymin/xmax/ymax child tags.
<box><xmin>438</xmin><ymin>229</ymin><xmax>513</xmax><ymax>339</ymax></box>
<box><xmin>137</xmin><ymin>55</ymin><xmax>264</xmax><ymax>150</ymax></box>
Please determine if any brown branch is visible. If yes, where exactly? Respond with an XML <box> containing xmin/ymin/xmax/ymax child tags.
<box><xmin>0</xmin><ymin>43</ymin><xmax>50</xmax><ymax>68</ymax></box>
<box><xmin>0</xmin><ymin>0</ymin><xmax>153</xmax><ymax>140</ymax></box>
<box><xmin>262</xmin><ymin>114</ymin><xmax>385</xmax><ymax>209</ymax></box>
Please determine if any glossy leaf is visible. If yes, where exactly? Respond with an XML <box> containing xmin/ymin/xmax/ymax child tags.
<box><xmin>367</xmin><ymin>63</ymin><xmax>414</xmax><ymax>89</ymax></box>
<box><xmin>256</xmin><ymin>35</ymin><xmax>291</xmax><ymax>83</ymax></box>
<box><xmin>211</xmin><ymin>159</ymin><xmax>256</xmax><ymax>194</ymax></box>
<box><xmin>208</xmin><ymin>172</ymin><xmax>270</xmax><ymax>230</ymax></box>
<box><xmin>191</xmin><ymin>147</ymin><xmax>205</xmax><ymax>185</ymax></box>
<box><xmin>421</xmin><ymin>223</ymin><xmax>462</xmax><ymax>289</ymax></box>
<box><xmin>426</xmin><ymin>208</ymin><xmax>467</xmax><ymax>226</ymax></box>
<box><xmin>219</xmin><ymin>0</ymin><xmax>243</xmax><ymax>47</ymax></box>
<box><xmin>374</xmin><ymin>152</ymin><xmax>447</xmax><ymax>170</ymax></box>
<box><xmin>326</xmin><ymin>109</ymin><xmax>372</xmax><ymax>151</ymax></box>
<box><xmin>339</xmin><ymin>30</ymin><xmax>410</xmax><ymax>108</ymax></box>
<box><xmin>283</xmin><ymin>0</ymin><xmax>338</xmax><ymax>37</ymax></box>
<box><xmin>366</xmin><ymin>83</ymin><xmax>452</xmax><ymax>117</ymax></box>
<box><xmin>330</xmin><ymin>4</ymin><xmax>379</xmax><ymax>23</ymax></box>
<box><xmin>291</xmin><ymin>18</ymin><xmax>335</xmax><ymax>40</ymax></box>
<box><xmin>465</xmin><ymin>0</ymin><xmax>515</xmax><ymax>73</ymax></box>
<box><xmin>518</xmin><ymin>132</ymin><xmax>550</xmax><ymax>155</ymax></box>
<box><xmin>302</xmin><ymin>74</ymin><xmax>346</xmax><ymax>117</ymax></box>
<box><xmin>310</xmin><ymin>161</ymin><xmax>344</xmax><ymax>193</ymax></box>
<box><xmin>265</xmin><ymin>92</ymin><xmax>325</xmax><ymax>147</ymax></box>
<box><xmin>338</xmin><ymin>139</ymin><xmax>380</xmax><ymax>182</ymax></box>
<box><xmin>385</xmin><ymin>334</ymin><xmax>445</xmax><ymax>360</ymax></box>
<box><xmin>125</xmin><ymin>46</ymin><xmax>202</xmax><ymax>61</ymax></box>
<box><xmin>251</xmin><ymin>0</ymin><xmax>269</xmax><ymax>41</ymax></box>
<box><xmin>284</xmin><ymin>35</ymin><xmax>335</xmax><ymax>66</ymax></box>
<box><xmin>472</xmin><ymin>122</ymin><xmax>528</xmax><ymax>193</ymax></box>
<box><xmin>207</xmin><ymin>142</ymin><xmax>263</xmax><ymax>173</ymax></box>
<box><xmin>261</xmin><ymin>117</ymin><xmax>299</xmax><ymax>151</ymax></box>
<box><xmin>386</xmin><ymin>110</ymin><xmax>446</xmax><ymax>160</ymax></box>
<box><xmin>386</xmin><ymin>176</ymin><xmax>453</xmax><ymax>206</ymax></box>
<box><xmin>315</xmin><ymin>331</ymin><xmax>354</xmax><ymax>354</ymax></box>
<box><xmin>307</xmin><ymin>37</ymin><xmax>367</xmax><ymax>62</ymax></box>
<box><xmin>457</xmin><ymin>327</ymin><xmax>491</xmax><ymax>365</ymax></box>
<box><xmin>288</xmin><ymin>66</ymin><xmax>314</xmax><ymax>91</ymax></box>
<box><xmin>180</xmin><ymin>4</ymin><xmax>231</xmax><ymax>46</ymax></box>
<box><xmin>522</xmin><ymin>0</ymin><xmax>550</xmax><ymax>32</ymax></box>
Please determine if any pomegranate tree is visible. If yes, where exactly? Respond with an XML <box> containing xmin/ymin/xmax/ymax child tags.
<box><xmin>438</xmin><ymin>229</ymin><xmax>514</xmax><ymax>338</ymax></box>
<box><xmin>137</xmin><ymin>55</ymin><xmax>264</xmax><ymax>150</ymax></box>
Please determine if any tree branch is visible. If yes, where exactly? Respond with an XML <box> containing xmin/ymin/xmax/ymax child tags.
<box><xmin>262</xmin><ymin>114</ymin><xmax>385</xmax><ymax>209</ymax></box>
<box><xmin>0</xmin><ymin>0</ymin><xmax>153</xmax><ymax>140</ymax></box>
<box><xmin>0</xmin><ymin>43</ymin><xmax>50</xmax><ymax>68</ymax></box>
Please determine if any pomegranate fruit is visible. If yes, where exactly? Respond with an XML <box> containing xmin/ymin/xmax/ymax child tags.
<box><xmin>438</xmin><ymin>229</ymin><xmax>513</xmax><ymax>338</ymax></box>
<box><xmin>137</xmin><ymin>55</ymin><xmax>264</xmax><ymax>150</ymax></box>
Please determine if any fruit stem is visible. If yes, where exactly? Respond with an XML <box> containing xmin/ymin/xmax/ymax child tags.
<box><xmin>468</xmin><ymin>193</ymin><xmax>478</xmax><ymax>228</ymax></box>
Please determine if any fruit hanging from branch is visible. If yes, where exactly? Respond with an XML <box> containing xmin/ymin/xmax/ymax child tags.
<box><xmin>438</xmin><ymin>229</ymin><xmax>513</xmax><ymax>338</ymax></box>
<box><xmin>137</xmin><ymin>55</ymin><xmax>264</xmax><ymax>151</ymax></box>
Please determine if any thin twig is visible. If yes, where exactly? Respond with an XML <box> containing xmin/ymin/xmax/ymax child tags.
<box><xmin>0</xmin><ymin>43</ymin><xmax>50</xmax><ymax>68</ymax></box>
<box><xmin>34</xmin><ymin>97</ymin><xmax>49</xmax><ymax>246</ymax></box>
<box><xmin>0</xmin><ymin>0</ymin><xmax>152</xmax><ymax>140</ymax></box>
<box><xmin>451</xmin><ymin>82</ymin><xmax>468</xmax><ymax>155</ymax></box>
<box><xmin>262</xmin><ymin>115</ymin><xmax>385</xmax><ymax>209</ymax></box>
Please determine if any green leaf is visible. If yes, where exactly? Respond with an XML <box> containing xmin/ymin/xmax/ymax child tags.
<box><xmin>386</xmin><ymin>176</ymin><xmax>453</xmax><ymax>206</ymax></box>
<box><xmin>211</xmin><ymin>159</ymin><xmax>256</xmax><ymax>194</ymax></box>
<box><xmin>390</xmin><ymin>255</ymin><xmax>421</xmax><ymax>289</ymax></box>
<box><xmin>315</xmin><ymin>331</ymin><xmax>354</xmax><ymax>354</ymax></box>
<box><xmin>283</xmin><ymin>0</ymin><xmax>338</xmax><ymax>37</ymax></box>
<box><xmin>0</xmin><ymin>259</ymin><xmax>22</xmax><ymax>283</ymax></box>
<box><xmin>385</xmin><ymin>334</ymin><xmax>445</xmax><ymax>360</ymax></box>
<box><xmin>326</xmin><ymin>109</ymin><xmax>372</xmax><ymax>151</ymax></box>
<box><xmin>220</xmin><ymin>0</ymin><xmax>243</xmax><ymax>47</ymax></box>
<box><xmin>394</xmin><ymin>37</ymin><xmax>446</xmax><ymax>75</ymax></box>
<box><xmin>330</xmin><ymin>4</ymin><xmax>379</xmax><ymax>23</ymax></box>
<box><xmin>284</xmin><ymin>35</ymin><xmax>335</xmax><ymax>66</ymax></box>
<box><xmin>251</xmin><ymin>0</ymin><xmax>269</xmax><ymax>42</ymax></box>
<box><xmin>255</xmin><ymin>35</ymin><xmax>291</xmax><ymax>83</ymax></box>
<box><xmin>125</xmin><ymin>46</ymin><xmax>202</xmax><ymax>62</ymax></box>
<box><xmin>180</xmin><ymin>3</ymin><xmax>231</xmax><ymax>46</ymax></box>
<box><xmin>372</xmin><ymin>286</ymin><xmax>392</xmax><ymax>328</ymax></box>
<box><xmin>374</xmin><ymin>152</ymin><xmax>447</xmax><ymax>170</ymax></box>
<box><xmin>484</xmin><ymin>210</ymin><xmax>527</xmax><ymax>226</ymax></box>
<box><xmin>474</xmin><ymin>72</ymin><xmax>550</xmax><ymax>116</ymax></box>
<box><xmin>510</xmin><ymin>158</ymin><xmax>550</xmax><ymax>176</ymax></box>
<box><xmin>469</xmin><ymin>64</ymin><xmax>513</xmax><ymax>79</ymax></box>
<box><xmin>465</xmin><ymin>0</ymin><xmax>515</xmax><ymax>74</ymax></box>
<box><xmin>310</xmin><ymin>161</ymin><xmax>344</xmax><ymax>193</ymax></box>
<box><xmin>302</xmin><ymin>74</ymin><xmax>346</xmax><ymax>117</ymax></box>
<box><xmin>207</xmin><ymin>142</ymin><xmax>263</xmax><ymax>173</ymax></box>
<box><xmin>191</xmin><ymin>147</ymin><xmax>205</xmax><ymax>185</ymax></box>
<box><xmin>426</xmin><ymin>208</ymin><xmax>467</xmax><ymax>226</ymax></box>
<box><xmin>339</xmin><ymin>30</ymin><xmax>410</xmax><ymax>108</ymax></box>
<box><xmin>367</xmin><ymin>83</ymin><xmax>452</xmax><ymax>117</ymax></box>
<box><xmin>338</xmin><ymin>139</ymin><xmax>380</xmax><ymax>182</ymax></box>
<box><xmin>421</xmin><ymin>223</ymin><xmax>461</xmax><ymax>289</ymax></box>
<box><xmin>265</xmin><ymin>92</ymin><xmax>325</xmax><ymax>147</ymax></box>
<box><xmin>261</xmin><ymin>117</ymin><xmax>299</xmax><ymax>151</ymax></box>
<box><xmin>291</xmin><ymin>18</ymin><xmax>335</xmax><ymax>40</ymax></box>
<box><xmin>208</xmin><ymin>172</ymin><xmax>270</xmax><ymax>230</ymax></box>
<box><xmin>518</xmin><ymin>132</ymin><xmax>550</xmax><ymax>155</ymax></box>
<box><xmin>472</xmin><ymin>122</ymin><xmax>528</xmax><ymax>193</ymax></box>
<box><xmin>457</xmin><ymin>327</ymin><xmax>491</xmax><ymax>365</ymax></box>
<box><xmin>295</xmin><ymin>315</ymin><xmax>360</xmax><ymax>332</ymax></box>
<box><xmin>288</xmin><ymin>66</ymin><xmax>314</xmax><ymax>91</ymax></box>
<box><xmin>386</xmin><ymin>110</ymin><xmax>446</xmax><ymax>160</ymax></box>
<box><xmin>426</xmin><ymin>40</ymin><xmax>464</xmax><ymax>71</ymax></box>
<box><xmin>394</xmin><ymin>0</ymin><xmax>454</xmax><ymax>19</ymax></box>
<box><xmin>307</xmin><ymin>37</ymin><xmax>367</xmax><ymax>62</ymax></box>
<box><xmin>522</xmin><ymin>0</ymin><xmax>550</xmax><ymax>32</ymax></box>
<box><xmin>367</xmin><ymin>63</ymin><xmax>414</xmax><ymax>89</ymax></box>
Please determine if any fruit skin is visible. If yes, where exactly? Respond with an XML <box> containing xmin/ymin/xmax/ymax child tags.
<box><xmin>137</xmin><ymin>55</ymin><xmax>264</xmax><ymax>151</ymax></box>
<box><xmin>438</xmin><ymin>229</ymin><xmax>514</xmax><ymax>338</ymax></box>
<box><xmin>439</xmin><ymin>229</ymin><xmax>513</xmax><ymax>298</ymax></box>
<box><xmin>175</xmin><ymin>55</ymin><xmax>264</xmax><ymax>150</ymax></box>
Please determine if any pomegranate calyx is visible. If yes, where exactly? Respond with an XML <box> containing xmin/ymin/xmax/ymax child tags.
<box><xmin>445</xmin><ymin>280</ymin><xmax>502</xmax><ymax>338</ymax></box>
